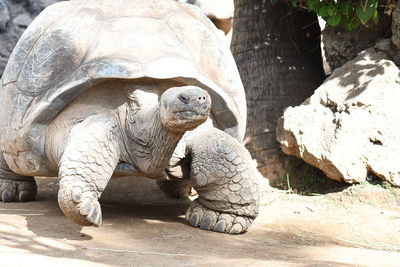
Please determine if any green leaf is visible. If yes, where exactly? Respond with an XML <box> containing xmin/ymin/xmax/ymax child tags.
<box><xmin>355</xmin><ymin>0</ymin><xmax>378</xmax><ymax>24</ymax></box>
<box><xmin>308</xmin><ymin>1</ymin><xmax>322</xmax><ymax>12</ymax></box>
<box><xmin>373</xmin><ymin>9</ymin><xmax>379</xmax><ymax>24</ymax></box>
<box><xmin>342</xmin><ymin>15</ymin><xmax>360</xmax><ymax>30</ymax></box>
<box><xmin>326</xmin><ymin>14</ymin><xmax>342</xmax><ymax>26</ymax></box>
<box><xmin>289</xmin><ymin>0</ymin><xmax>298</xmax><ymax>7</ymax></box>
<box><xmin>307</xmin><ymin>0</ymin><xmax>320</xmax><ymax>10</ymax></box>
<box><xmin>336</xmin><ymin>1</ymin><xmax>350</xmax><ymax>14</ymax></box>
<box><xmin>327</xmin><ymin>6</ymin><xmax>335</xmax><ymax>16</ymax></box>
<box><xmin>309</xmin><ymin>1</ymin><xmax>331</xmax><ymax>16</ymax></box>
<box><xmin>318</xmin><ymin>5</ymin><xmax>329</xmax><ymax>17</ymax></box>
<box><xmin>307</xmin><ymin>0</ymin><xmax>320</xmax><ymax>6</ymax></box>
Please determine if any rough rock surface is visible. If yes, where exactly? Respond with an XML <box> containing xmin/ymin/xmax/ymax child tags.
<box><xmin>322</xmin><ymin>6</ymin><xmax>391</xmax><ymax>71</ymax></box>
<box><xmin>392</xmin><ymin>6</ymin><xmax>400</xmax><ymax>50</ymax></box>
<box><xmin>374</xmin><ymin>39</ymin><xmax>400</xmax><ymax>66</ymax></box>
<box><xmin>277</xmin><ymin>48</ymin><xmax>400</xmax><ymax>186</ymax></box>
<box><xmin>0</xmin><ymin>0</ymin><xmax>10</xmax><ymax>31</ymax></box>
<box><xmin>0</xmin><ymin>0</ymin><xmax>62</xmax><ymax>77</ymax></box>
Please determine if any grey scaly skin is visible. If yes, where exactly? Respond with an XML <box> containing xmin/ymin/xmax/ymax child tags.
<box><xmin>0</xmin><ymin>0</ymin><xmax>257</xmax><ymax>234</ymax></box>
<box><xmin>0</xmin><ymin>82</ymin><xmax>260</xmax><ymax>233</ymax></box>
<box><xmin>57</xmin><ymin>86</ymin><xmax>210</xmax><ymax>226</ymax></box>
<box><xmin>187</xmin><ymin>127</ymin><xmax>260</xmax><ymax>234</ymax></box>
<box><xmin>57</xmin><ymin>114</ymin><xmax>121</xmax><ymax>226</ymax></box>
<box><xmin>158</xmin><ymin>121</ymin><xmax>261</xmax><ymax>234</ymax></box>
<box><xmin>0</xmin><ymin>84</ymin><xmax>211</xmax><ymax>227</ymax></box>
<box><xmin>0</xmin><ymin>152</ymin><xmax>37</xmax><ymax>202</ymax></box>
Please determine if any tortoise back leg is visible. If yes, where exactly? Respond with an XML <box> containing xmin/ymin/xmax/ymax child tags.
<box><xmin>158</xmin><ymin>152</ymin><xmax>193</xmax><ymax>199</ymax></box>
<box><xmin>157</xmin><ymin>178</ymin><xmax>192</xmax><ymax>199</ymax></box>
<box><xmin>57</xmin><ymin>114</ymin><xmax>120</xmax><ymax>226</ymax></box>
<box><xmin>185</xmin><ymin>127</ymin><xmax>260</xmax><ymax>234</ymax></box>
<box><xmin>0</xmin><ymin>151</ymin><xmax>37</xmax><ymax>202</ymax></box>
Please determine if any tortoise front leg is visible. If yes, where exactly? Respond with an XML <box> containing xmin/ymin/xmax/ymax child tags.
<box><xmin>57</xmin><ymin>114</ymin><xmax>120</xmax><ymax>226</ymax></box>
<box><xmin>185</xmin><ymin>127</ymin><xmax>260</xmax><ymax>234</ymax></box>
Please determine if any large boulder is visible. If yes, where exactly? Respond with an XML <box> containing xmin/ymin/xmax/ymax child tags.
<box><xmin>277</xmin><ymin>48</ymin><xmax>400</xmax><ymax>187</ymax></box>
<box><xmin>322</xmin><ymin>22</ymin><xmax>391</xmax><ymax>71</ymax></box>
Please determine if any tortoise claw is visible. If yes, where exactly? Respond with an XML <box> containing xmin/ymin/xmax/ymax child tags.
<box><xmin>185</xmin><ymin>199</ymin><xmax>253</xmax><ymax>234</ymax></box>
<box><xmin>58</xmin><ymin>184</ymin><xmax>103</xmax><ymax>227</ymax></box>
<box><xmin>0</xmin><ymin>177</ymin><xmax>37</xmax><ymax>202</ymax></box>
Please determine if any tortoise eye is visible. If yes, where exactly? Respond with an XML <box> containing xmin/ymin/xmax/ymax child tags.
<box><xmin>178</xmin><ymin>95</ymin><xmax>188</xmax><ymax>104</ymax></box>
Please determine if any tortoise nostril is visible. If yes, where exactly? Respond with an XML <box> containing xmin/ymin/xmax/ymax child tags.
<box><xmin>179</xmin><ymin>95</ymin><xmax>188</xmax><ymax>104</ymax></box>
<box><xmin>196</xmin><ymin>94</ymin><xmax>208</xmax><ymax>103</ymax></box>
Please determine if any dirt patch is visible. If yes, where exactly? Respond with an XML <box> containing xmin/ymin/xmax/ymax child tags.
<box><xmin>0</xmin><ymin>176</ymin><xmax>399</xmax><ymax>266</ymax></box>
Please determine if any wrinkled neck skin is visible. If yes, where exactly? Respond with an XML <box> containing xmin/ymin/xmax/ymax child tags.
<box><xmin>119</xmin><ymin>104</ymin><xmax>183</xmax><ymax>178</ymax></box>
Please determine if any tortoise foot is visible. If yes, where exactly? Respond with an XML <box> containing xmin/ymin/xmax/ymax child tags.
<box><xmin>57</xmin><ymin>114</ymin><xmax>121</xmax><ymax>227</ymax></box>
<box><xmin>185</xmin><ymin>199</ymin><xmax>253</xmax><ymax>234</ymax></box>
<box><xmin>58</xmin><ymin>184</ymin><xmax>102</xmax><ymax>226</ymax></box>
<box><xmin>0</xmin><ymin>177</ymin><xmax>37</xmax><ymax>202</ymax></box>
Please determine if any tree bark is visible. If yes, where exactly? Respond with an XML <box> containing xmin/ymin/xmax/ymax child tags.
<box><xmin>231</xmin><ymin>0</ymin><xmax>325</xmax><ymax>182</ymax></box>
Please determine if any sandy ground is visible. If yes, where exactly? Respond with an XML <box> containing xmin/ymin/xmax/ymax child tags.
<box><xmin>0</xmin><ymin>176</ymin><xmax>399</xmax><ymax>267</ymax></box>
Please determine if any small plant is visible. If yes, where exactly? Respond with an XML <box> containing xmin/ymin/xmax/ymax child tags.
<box><xmin>286</xmin><ymin>173</ymin><xmax>294</xmax><ymax>193</ymax></box>
<box><xmin>262</xmin><ymin>0</ymin><xmax>396</xmax><ymax>30</ymax></box>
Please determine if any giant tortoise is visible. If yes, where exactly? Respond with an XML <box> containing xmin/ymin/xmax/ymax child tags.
<box><xmin>0</xmin><ymin>0</ymin><xmax>260</xmax><ymax>234</ymax></box>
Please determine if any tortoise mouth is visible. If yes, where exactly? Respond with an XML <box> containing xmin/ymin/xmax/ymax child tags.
<box><xmin>173</xmin><ymin>111</ymin><xmax>208</xmax><ymax>124</ymax></box>
<box><xmin>174</xmin><ymin>105</ymin><xmax>210</xmax><ymax>120</ymax></box>
<box><xmin>164</xmin><ymin>110</ymin><xmax>208</xmax><ymax>132</ymax></box>
<box><xmin>174</xmin><ymin>110</ymin><xmax>207</xmax><ymax>117</ymax></box>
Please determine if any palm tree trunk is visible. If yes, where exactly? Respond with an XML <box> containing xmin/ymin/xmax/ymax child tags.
<box><xmin>231</xmin><ymin>0</ymin><xmax>325</xmax><ymax>182</ymax></box>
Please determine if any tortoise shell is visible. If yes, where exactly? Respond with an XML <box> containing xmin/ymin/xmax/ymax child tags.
<box><xmin>0</xmin><ymin>0</ymin><xmax>246</xmax><ymax>173</ymax></box>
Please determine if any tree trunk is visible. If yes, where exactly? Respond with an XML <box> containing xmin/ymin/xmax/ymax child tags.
<box><xmin>231</xmin><ymin>0</ymin><xmax>325</xmax><ymax>182</ymax></box>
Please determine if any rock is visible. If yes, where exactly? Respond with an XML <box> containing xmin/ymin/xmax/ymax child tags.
<box><xmin>277</xmin><ymin>48</ymin><xmax>400</xmax><ymax>187</ymax></box>
<box><xmin>322</xmin><ymin>4</ymin><xmax>391</xmax><ymax>71</ymax></box>
<box><xmin>374</xmin><ymin>39</ymin><xmax>400</xmax><ymax>66</ymax></box>
<box><xmin>28</xmin><ymin>0</ymin><xmax>59</xmax><ymax>16</ymax></box>
<box><xmin>12</xmin><ymin>13</ymin><xmax>32</xmax><ymax>27</ymax></box>
<box><xmin>0</xmin><ymin>0</ymin><xmax>10</xmax><ymax>31</ymax></box>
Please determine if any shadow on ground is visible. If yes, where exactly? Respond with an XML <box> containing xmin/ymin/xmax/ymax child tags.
<box><xmin>0</xmin><ymin>176</ymin><xmax>399</xmax><ymax>266</ymax></box>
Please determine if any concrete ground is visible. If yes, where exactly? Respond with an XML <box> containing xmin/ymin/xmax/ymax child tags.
<box><xmin>0</xmin><ymin>176</ymin><xmax>399</xmax><ymax>267</ymax></box>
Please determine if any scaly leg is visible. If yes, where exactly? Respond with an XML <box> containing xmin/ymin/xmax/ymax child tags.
<box><xmin>0</xmin><ymin>151</ymin><xmax>36</xmax><ymax>202</ymax></box>
<box><xmin>185</xmin><ymin>127</ymin><xmax>260</xmax><ymax>234</ymax></box>
<box><xmin>57</xmin><ymin>114</ymin><xmax>120</xmax><ymax>226</ymax></box>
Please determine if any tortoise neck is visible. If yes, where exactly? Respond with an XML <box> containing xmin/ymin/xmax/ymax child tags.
<box><xmin>121</xmin><ymin>104</ymin><xmax>183</xmax><ymax>177</ymax></box>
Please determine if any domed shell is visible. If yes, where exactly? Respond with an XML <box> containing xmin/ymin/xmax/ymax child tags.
<box><xmin>0</xmin><ymin>0</ymin><xmax>246</xmax><ymax>174</ymax></box>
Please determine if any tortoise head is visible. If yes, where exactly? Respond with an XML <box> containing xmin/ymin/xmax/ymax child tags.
<box><xmin>160</xmin><ymin>86</ymin><xmax>211</xmax><ymax>133</ymax></box>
